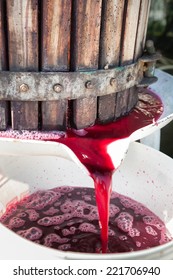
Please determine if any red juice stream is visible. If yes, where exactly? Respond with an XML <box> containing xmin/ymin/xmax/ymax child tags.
<box><xmin>0</xmin><ymin>91</ymin><xmax>165</xmax><ymax>253</ymax></box>
<box><xmin>49</xmin><ymin>91</ymin><xmax>163</xmax><ymax>252</ymax></box>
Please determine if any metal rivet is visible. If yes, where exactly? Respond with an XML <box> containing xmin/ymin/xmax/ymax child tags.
<box><xmin>53</xmin><ymin>83</ymin><xmax>63</xmax><ymax>93</ymax></box>
<box><xmin>19</xmin><ymin>83</ymin><xmax>29</xmax><ymax>92</ymax></box>
<box><xmin>126</xmin><ymin>73</ymin><xmax>133</xmax><ymax>82</ymax></box>
<box><xmin>110</xmin><ymin>78</ymin><xmax>116</xmax><ymax>86</ymax></box>
<box><xmin>85</xmin><ymin>81</ymin><xmax>93</xmax><ymax>89</ymax></box>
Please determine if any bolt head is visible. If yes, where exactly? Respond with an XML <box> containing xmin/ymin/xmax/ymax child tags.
<box><xmin>85</xmin><ymin>81</ymin><xmax>93</xmax><ymax>89</ymax></box>
<box><xmin>19</xmin><ymin>83</ymin><xmax>29</xmax><ymax>92</ymax></box>
<box><xmin>110</xmin><ymin>78</ymin><xmax>116</xmax><ymax>86</ymax></box>
<box><xmin>53</xmin><ymin>83</ymin><xmax>63</xmax><ymax>93</ymax></box>
<box><xmin>126</xmin><ymin>73</ymin><xmax>133</xmax><ymax>82</ymax></box>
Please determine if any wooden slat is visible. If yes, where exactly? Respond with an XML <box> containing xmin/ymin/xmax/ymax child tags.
<box><xmin>71</xmin><ymin>0</ymin><xmax>102</xmax><ymax>129</ymax></box>
<box><xmin>127</xmin><ymin>86</ymin><xmax>138</xmax><ymax>113</ymax></box>
<box><xmin>42</xmin><ymin>100</ymin><xmax>67</xmax><ymax>130</ymax></box>
<box><xmin>0</xmin><ymin>100</ymin><xmax>9</xmax><ymax>130</ymax></box>
<box><xmin>115</xmin><ymin>89</ymin><xmax>129</xmax><ymax>118</ymax></box>
<box><xmin>41</xmin><ymin>0</ymin><xmax>71</xmax><ymax>130</ymax></box>
<box><xmin>121</xmin><ymin>0</ymin><xmax>141</xmax><ymax>66</ymax></box>
<box><xmin>98</xmin><ymin>0</ymin><xmax>124</xmax><ymax>123</ymax></box>
<box><xmin>99</xmin><ymin>0</ymin><xmax>125</xmax><ymax>69</ymax></box>
<box><xmin>41</xmin><ymin>0</ymin><xmax>71</xmax><ymax>72</ymax></box>
<box><xmin>0</xmin><ymin>0</ymin><xmax>7</xmax><ymax>70</ymax></box>
<box><xmin>134</xmin><ymin>0</ymin><xmax>151</xmax><ymax>60</ymax></box>
<box><xmin>129</xmin><ymin>0</ymin><xmax>151</xmax><ymax>120</ymax></box>
<box><xmin>98</xmin><ymin>94</ymin><xmax>116</xmax><ymax>122</ymax></box>
<box><xmin>7</xmin><ymin>0</ymin><xmax>38</xmax><ymax>130</ymax></box>
<box><xmin>116</xmin><ymin>0</ymin><xmax>141</xmax><ymax>119</ymax></box>
<box><xmin>143</xmin><ymin>0</ymin><xmax>151</xmax><ymax>51</ymax></box>
<box><xmin>0</xmin><ymin>0</ymin><xmax>8</xmax><ymax>130</ymax></box>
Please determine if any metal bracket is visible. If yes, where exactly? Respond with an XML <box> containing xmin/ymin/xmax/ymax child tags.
<box><xmin>0</xmin><ymin>47</ymin><xmax>159</xmax><ymax>102</ymax></box>
<box><xmin>0</xmin><ymin>62</ymin><xmax>143</xmax><ymax>101</ymax></box>
<box><xmin>137</xmin><ymin>40</ymin><xmax>161</xmax><ymax>88</ymax></box>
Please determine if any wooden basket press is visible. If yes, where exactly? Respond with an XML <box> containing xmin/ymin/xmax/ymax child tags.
<box><xmin>0</xmin><ymin>0</ymin><xmax>156</xmax><ymax>131</ymax></box>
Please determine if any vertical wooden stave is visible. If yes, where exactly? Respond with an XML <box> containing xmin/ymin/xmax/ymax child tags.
<box><xmin>70</xmin><ymin>0</ymin><xmax>102</xmax><ymax>129</ymax></box>
<box><xmin>128</xmin><ymin>0</ymin><xmax>151</xmax><ymax>114</ymax></box>
<box><xmin>41</xmin><ymin>0</ymin><xmax>71</xmax><ymax>130</ymax></box>
<box><xmin>120</xmin><ymin>0</ymin><xmax>141</xmax><ymax>66</ymax></box>
<box><xmin>143</xmin><ymin>0</ymin><xmax>151</xmax><ymax>51</ymax></box>
<box><xmin>7</xmin><ymin>0</ymin><xmax>38</xmax><ymax>130</ymax></box>
<box><xmin>0</xmin><ymin>0</ymin><xmax>8</xmax><ymax>130</ymax></box>
<box><xmin>98</xmin><ymin>0</ymin><xmax>125</xmax><ymax>123</ymax></box>
<box><xmin>41</xmin><ymin>0</ymin><xmax>71</xmax><ymax>72</ymax></box>
<box><xmin>115</xmin><ymin>0</ymin><xmax>141</xmax><ymax>119</ymax></box>
<box><xmin>128</xmin><ymin>0</ymin><xmax>152</xmax><ymax>115</ymax></box>
<box><xmin>134</xmin><ymin>0</ymin><xmax>151</xmax><ymax>60</ymax></box>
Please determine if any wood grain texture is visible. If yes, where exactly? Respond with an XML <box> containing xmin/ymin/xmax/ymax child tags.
<box><xmin>71</xmin><ymin>0</ymin><xmax>102</xmax><ymax>129</ymax></box>
<box><xmin>131</xmin><ymin>0</ymin><xmax>151</xmax><ymax>115</ymax></box>
<box><xmin>117</xmin><ymin>0</ymin><xmax>141</xmax><ymax>120</ymax></box>
<box><xmin>97</xmin><ymin>94</ymin><xmax>116</xmax><ymax>123</ymax></box>
<box><xmin>98</xmin><ymin>0</ymin><xmax>125</xmax><ymax>123</ymax></box>
<box><xmin>143</xmin><ymin>0</ymin><xmax>151</xmax><ymax>52</ymax></box>
<box><xmin>71</xmin><ymin>0</ymin><xmax>102</xmax><ymax>71</ymax></box>
<box><xmin>120</xmin><ymin>0</ymin><xmax>141</xmax><ymax>66</ymax></box>
<box><xmin>41</xmin><ymin>100</ymin><xmax>67</xmax><ymax>130</ymax></box>
<box><xmin>127</xmin><ymin>86</ymin><xmax>138</xmax><ymax>112</ymax></box>
<box><xmin>99</xmin><ymin>0</ymin><xmax>125</xmax><ymax>69</ymax></box>
<box><xmin>41</xmin><ymin>0</ymin><xmax>71</xmax><ymax>71</ymax></box>
<box><xmin>134</xmin><ymin>0</ymin><xmax>151</xmax><ymax>60</ymax></box>
<box><xmin>0</xmin><ymin>0</ymin><xmax>9</xmax><ymax>130</ymax></box>
<box><xmin>115</xmin><ymin>89</ymin><xmax>129</xmax><ymax>118</ymax></box>
<box><xmin>7</xmin><ymin>0</ymin><xmax>38</xmax><ymax>130</ymax></box>
<box><xmin>41</xmin><ymin>0</ymin><xmax>71</xmax><ymax>130</ymax></box>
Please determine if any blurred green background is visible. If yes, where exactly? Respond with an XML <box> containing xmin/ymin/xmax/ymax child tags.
<box><xmin>147</xmin><ymin>0</ymin><xmax>173</xmax><ymax>157</ymax></box>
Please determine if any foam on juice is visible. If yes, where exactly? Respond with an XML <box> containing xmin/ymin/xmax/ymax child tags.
<box><xmin>0</xmin><ymin>187</ymin><xmax>172</xmax><ymax>253</ymax></box>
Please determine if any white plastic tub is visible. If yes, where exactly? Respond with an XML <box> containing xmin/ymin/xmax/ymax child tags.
<box><xmin>0</xmin><ymin>141</ymin><xmax>173</xmax><ymax>260</ymax></box>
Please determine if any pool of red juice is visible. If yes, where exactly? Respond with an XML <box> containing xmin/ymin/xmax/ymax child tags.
<box><xmin>0</xmin><ymin>90</ymin><xmax>170</xmax><ymax>253</ymax></box>
<box><xmin>0</xmin><ymin>186</ymin><xmax>172</xmax><ymax>253</ymax></box>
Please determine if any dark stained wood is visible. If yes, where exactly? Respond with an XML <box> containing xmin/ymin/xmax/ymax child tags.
<box><xmin>0</xmin><ymin>0</ymin><xmax>8</xmax><ymax>130</ymax></box>
<box><xmin>72</xmin><ymin>97</ymin><xmax>97</xmax><ymax>129</ymax></box>
<box><xmin>0</xmin><ymin>101</ymin><xmax>9</xmax><ymax>130</ymax></box>
<box><xmin>7</xmin><ymin>0</ymin><xmax>38</xmax><ymax>130</ymax></box>
<box><xmin>98</xmin><ymin>94</ymin><xmax>116</xmax><ymax>123</ymax></box>
<box><xmin>127</xmin><ymin>86</ymin><xmax>138</xmax><ymax>112</ymax></box>
<box><xmin>71</xmin><ymin>0</ymin><xmax>102</xmax><ymax>129</ymax></box>
<box><xmin>98</xmin><ymin>0</ymin><xmax>125</xmax><ymax>123</ymax></box>
<box><xmin>115</xmin><ymin>87</ymin><xmax>138</xmax><ymax>119</ymax></box>
<box><xmin>41</xmin><ymin>0</ymin><xmax>71</xmax><ymax>130</ymax></box>
<box><xmin>115</xmin><ymin>90</ymin><xmax>129</xmax><ymax>118</ymax></box>
<box><xmin>41</xmin><ymin>100</ymin><xmax>67</xmax><ymax>130</ymax></box>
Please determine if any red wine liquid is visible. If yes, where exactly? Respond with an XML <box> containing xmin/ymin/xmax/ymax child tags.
<box><xmin>0</xmin><ymin>90</ymin><xmax>169</xmax><ymax>253</ymax></box>
<box><xmin>0</xmin><ymin>186</ymin><xmax>171</xmax><ymax>253</ymax></box>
